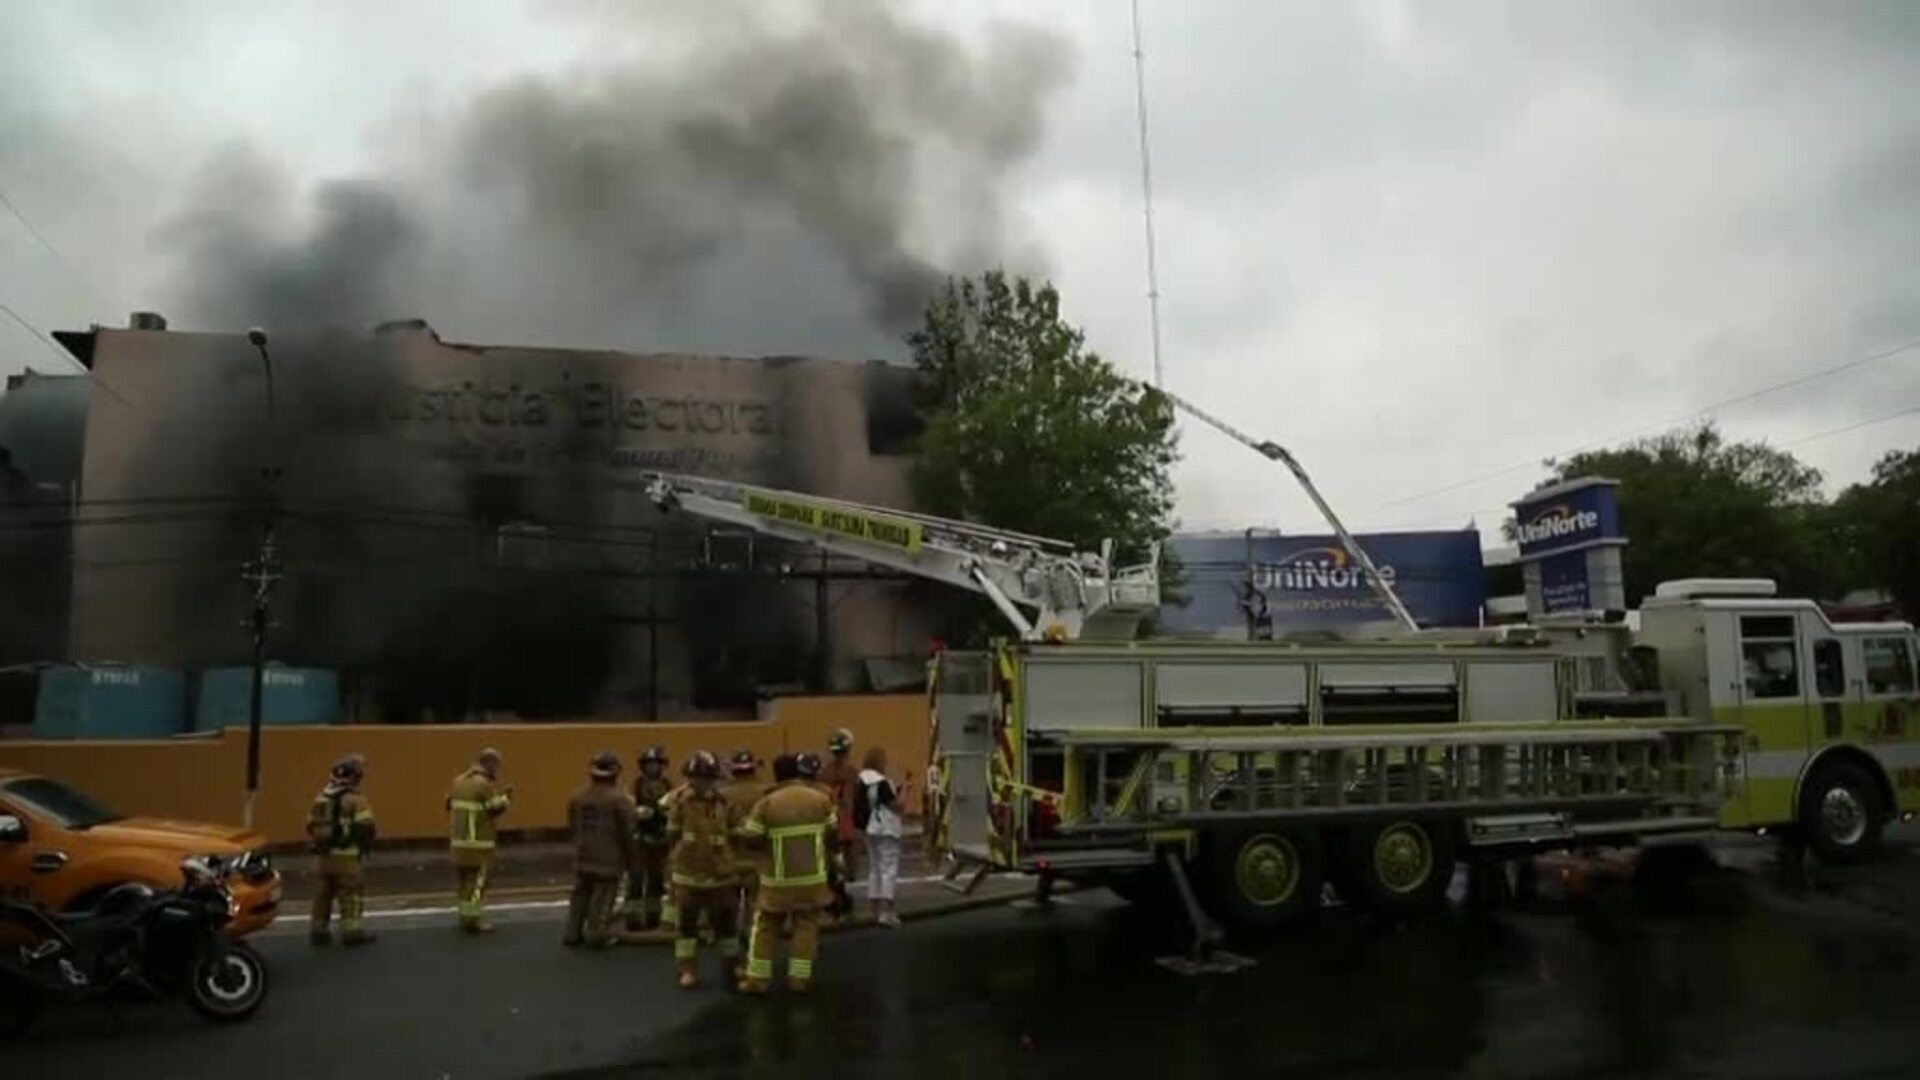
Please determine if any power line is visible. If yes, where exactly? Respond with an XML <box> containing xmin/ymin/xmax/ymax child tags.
<box><xmin>1363</xmin><ymin>402</ymin><xmax>1920</xmax><ymax>535</ymax></box>
<box><xmin>0</xmin><ymin>188</ymin><xmax>102</xmax><ymax>303</ymax></box>
<box><xmin>1781</xmin><ymin>401</ymin><xmax>1920</xmax><ymax>450</ymax></box>
<box><xmin>0</xmin><ymin>297</ymin><xmax>85</xmax><ymax>374</ymax></box>
<box><xmin>1365</xmin><ymin>334</ymin><xmax>1920</xmax><ymax>515</ymax></box>
<box><xmin>0</xmin><ymin>296</ymin><xmax>144</xmax><ymax>413</ymax></box>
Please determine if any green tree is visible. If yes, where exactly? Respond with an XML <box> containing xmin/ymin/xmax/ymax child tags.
<box><xmin>907</xmin><ymin>272</ymin><xmax>1179</xmax><ymax>635</ymax></box>
<box><xmin>1831</xmin><ymin>448</ymin><xmax>1920</xmax><ymax>617</ymax></box>
<box><xmin>1526</xmin><ymin>422</ymin><xmax>1835</xmax><ymax>604</ymax></box>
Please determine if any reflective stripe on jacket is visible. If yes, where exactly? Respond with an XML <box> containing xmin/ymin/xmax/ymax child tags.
<box><xmin>448</xmin><ymin>768</ymin><xmax>510</xmax><ymax>850</ymax></box>
<box><xmin>740</xmin><ymin>781</ymin><xmax>836</xmax><ymax>912</ymax></box>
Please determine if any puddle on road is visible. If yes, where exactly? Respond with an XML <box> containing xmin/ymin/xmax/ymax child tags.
<box><xmin>563</xmin><ymin>888</ymin><xmax>1920</xmax><ymax>1080</ymax></box>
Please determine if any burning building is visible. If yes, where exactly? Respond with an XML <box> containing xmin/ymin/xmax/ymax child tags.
<box><xmin>33</xmin><ymin>314</ymin><xmax>936</xmax><ymax>721</ymax></box>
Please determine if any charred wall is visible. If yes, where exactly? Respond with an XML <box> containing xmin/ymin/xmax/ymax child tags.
<box><xmin>65</xmin><ymin>322</ymin><xmax>931</xmax><ymax>719</ymax></box>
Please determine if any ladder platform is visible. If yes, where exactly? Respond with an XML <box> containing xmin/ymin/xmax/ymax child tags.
<box><xmin>1050</xmin><ymin>723</ymin><xmax>1743</xmax><ymax>754</ymax></box>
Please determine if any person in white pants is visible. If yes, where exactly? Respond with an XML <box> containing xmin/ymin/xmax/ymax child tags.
<box><xmin>858</xmin><ymin>747</ymin><xmax>906</xmax><ymax>927</ymax></box>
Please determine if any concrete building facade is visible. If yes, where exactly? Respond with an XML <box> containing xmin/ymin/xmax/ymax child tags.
<box><xmin>40</xmin><ymin>317</ymin><xmax>935</xmax><ymax>721</ymax></box>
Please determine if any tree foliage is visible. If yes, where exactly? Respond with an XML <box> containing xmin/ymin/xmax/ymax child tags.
<box><xmin>908</xmin><ymin>271</ymin><xmax>1178</xmax><ymax>563</ymax></box>
<box><xmin>1528</xmin><ymin>423</ymin><xmax>1833</xmax><ymax>605</ymax></box>
<box><xmin>1831</xmin><ymin>448</ymin><xmax>1920</xmax><ymax>616</ymax></box>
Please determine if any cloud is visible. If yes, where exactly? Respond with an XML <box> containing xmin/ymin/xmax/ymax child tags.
<box><xmin>984</xmin><ymin>0</ymin><xmax>1920</xmax><ymax>531</ymax></box>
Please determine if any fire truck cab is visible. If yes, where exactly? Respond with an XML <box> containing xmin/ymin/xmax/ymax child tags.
<box><xmin>1634</xmin><ymin>578</ymin><xmax>1920</xmax><ymax>861</ymax></box>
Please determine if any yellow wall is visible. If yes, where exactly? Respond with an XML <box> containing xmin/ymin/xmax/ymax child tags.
<box><xmin>0</xmin><ymin>695</ymin><xmax>926</xmax><ymax>846</ymax></box>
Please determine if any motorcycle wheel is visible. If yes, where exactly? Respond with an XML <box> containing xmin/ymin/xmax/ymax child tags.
<box><xmin>184</xmin><ymin>940</ymin><xmax>268</xmax><ymax>1023</ymax></box>
<box><xmin>0</xmin><ymin>976</ymin><xmax>45</xmax><ymax>1038</ymax></box>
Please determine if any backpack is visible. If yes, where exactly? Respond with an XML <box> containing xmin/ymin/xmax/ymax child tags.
<box><xmin>311</xmin><ymin>790</ymin><xmax>349</xmax><ymax>854</ymax></box>
<box><xmin>853</xmin><ymin>780</ymin><xmax>873</xmax><ymax>832</ymax></box>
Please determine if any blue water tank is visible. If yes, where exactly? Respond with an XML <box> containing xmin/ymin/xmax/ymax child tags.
<box><xmin>193</xmin><ymin>667</ymin><xmax>342</xmax><ymax>731</ymax></box>
<box><xmin>32</xmin><ymin>666</ymin><xmax>187</xmax><ymax>739</ymax></box>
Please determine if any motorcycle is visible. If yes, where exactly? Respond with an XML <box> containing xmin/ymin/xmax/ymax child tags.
<box><xmin>0</xmin><ymin>855</ymin><xmax>269</xmax><ymax>1035</ymax></box>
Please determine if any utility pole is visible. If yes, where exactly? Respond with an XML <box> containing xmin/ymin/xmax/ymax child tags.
<box><xmin>242</xmin><ymin>327</ymin><xmax>280</xmax><ymax>829</ymax></box>
<box><xmin>240</xmin><ymin>526</ymin><xmax>280</xmax><ymax>828</ymax></box>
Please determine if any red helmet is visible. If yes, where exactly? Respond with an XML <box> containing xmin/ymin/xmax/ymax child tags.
<box><xmin>727</xmin><ymin>749</ymin><xmax>758</xmax><ymax>776</ymax></box>
<box><xmin>684</xmin><ymin>750</ymin><xmax>721</xmax><ymax>780</ymax></box>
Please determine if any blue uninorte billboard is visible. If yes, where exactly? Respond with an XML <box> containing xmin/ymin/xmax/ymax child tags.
<box><xmin>1160</xmin><ymin>530</ymin><xmax>1486</xmax><ymax>637</ymax></box>
<box><xmin>1511</xmin><ymin>479</ymin><xmax>1623</xmax><ymax>559</ymax></box>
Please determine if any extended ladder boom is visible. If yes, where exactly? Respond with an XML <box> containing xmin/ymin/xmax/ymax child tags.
<box><xmin>638</xmin><ymin>472</ymin><xmax>1161</xmax><ymax>641</ymax></box>
<box><xmin>1146</xmin><ymin>386</ymin><xmax>1420</xmax><ymax>633</ymax></box>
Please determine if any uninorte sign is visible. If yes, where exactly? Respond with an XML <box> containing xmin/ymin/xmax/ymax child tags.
<box><xmin>1511</xmin><ymin>478</ymin><xmax>1623</xmax><ymax>559</ymax></box>
<box><xmin>742</xmin><ymin>489</ymin><xmax>924</xmax><ymax>554</ymax></box>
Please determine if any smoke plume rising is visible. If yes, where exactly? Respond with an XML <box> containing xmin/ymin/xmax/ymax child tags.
<box><xmin>157</xmin><ymin>0</ymin><xmax>1072</xmax><ymax>358</ymax></box>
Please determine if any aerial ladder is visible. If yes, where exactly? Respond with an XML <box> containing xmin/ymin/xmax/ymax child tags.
<box><xmin>638</xmin><ymin>472</ymin><xmax>1162</xmax><ymax>642</ymax></box>
<box><xmin>1140</xmin><ymin>384</ymin><xmax>1420</xmax><ymax>633</ymax></box>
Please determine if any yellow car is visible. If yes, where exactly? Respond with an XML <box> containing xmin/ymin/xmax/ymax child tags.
<box><xmin>0</xmin><ymin>768</ymin><xmax>282</xmax><ymax>936</ymax></box>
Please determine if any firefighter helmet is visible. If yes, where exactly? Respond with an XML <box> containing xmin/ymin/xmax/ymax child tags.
<box><xmin>794</xmin><ymin>752</ymin><xmax>823</xmax><ymax>779</ymax></box>
<box><xmin>330</xmin><ymin>753</ymin><xmax>366</xmax><ymax>783</ymax></box>
<box><xmin>827</xmin><ymin>728</ymin><xmax>854</xmax><ymax>754</ymax></box>
<box><xmin>727</xmin><ymin>749</ymin><xmax>758</xmax><ymax>776</ymax></box>
<box><xmin>639</xmin><ymin>745</ymin><xmax>668</xmax><ymax>767</ymax></box>
<box><xmin>589</xmin><ymin>750</ymin><xmax>621</xmax><ymax>779</ymax></box>
<box><xmin>684</xmin><ymin>750</ymin><xmax>722</xmax><ymax>780</ymax></box>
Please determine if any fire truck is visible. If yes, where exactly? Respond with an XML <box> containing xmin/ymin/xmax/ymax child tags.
<box><xmin>636</xmin><ymin>394</ymin><xmax>1919</xmax><ymax>954</ymax></box>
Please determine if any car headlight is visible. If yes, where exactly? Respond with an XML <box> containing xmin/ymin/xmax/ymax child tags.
<box><xmin>229</xmin><ymin>850</ymin><xmax>274</xmax><ymax>882</ymax></box>
<box><xmin>181</xmin><ymin>854</ymin><xmax>222</xmax><ymax>884</ymax></box>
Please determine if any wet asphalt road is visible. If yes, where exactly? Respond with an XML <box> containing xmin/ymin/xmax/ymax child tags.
<box><xmin>11</xmin><ymin>837</ymin><xmax>1920</xmax><ymax>1080</ymax></box>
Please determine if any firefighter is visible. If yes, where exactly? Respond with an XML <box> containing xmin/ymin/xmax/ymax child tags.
<box><xmin>720</xmin><ymin>749</ymin><xmax>774</xmax><ymax>969</ymax></box>
<box><xmin>797</xmin><ymin>752</ymin><xmax>853</xmax><ymax>921</ymax></box>
<box><xmin>667</xmin><ymin>750</ymin><xmax>740</xmax><ymax>989</ymax></box>
<box><xmin>818</xmin><ymin>728</ymin><xmax>861</xmax><ymax>885</ymax></box>
<box><xmin>447</xmin><ymin>747</ymin><xmax>513</xmax><ymax>934</ymax></box>
<box><xmin>625</xmin><ymin>746</ymin><xmax>674</xmax><ymax>931</ymax></box>
<box><xmin>739</xmin><ymin>751</ymin><xmax>838</xmax><ymax>994</ymax></box>
<box><xmin>307</xmin><ymin>754</ymin><xmax>376</xmax><ymax>947</ymax></box>
<box><xmin>565</xmin><ymin>751</ymin><xmax>638</xmax><ymax>949</ymax></box>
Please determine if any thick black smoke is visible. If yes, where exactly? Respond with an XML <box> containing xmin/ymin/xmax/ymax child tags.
<box><xmin>157</xmin><ymin>0</ymin><xmax>1070</xmax><ymax>358</ymax></box>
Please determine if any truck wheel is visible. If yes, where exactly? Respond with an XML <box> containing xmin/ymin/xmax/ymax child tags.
<box><xmin>1799</xmin><ymin>759</ymin><xmax>1885</xmax><ymax>865</ymax></box>
<box><xmin>1206</xmin><ymin>827</ymin><xmax>1322</xmax><ymax>929</ymax></box>
<box><xmin>1342</xmin><ymin>819</ymin><xmax>1457</xmax><ymax>917</ymax></box>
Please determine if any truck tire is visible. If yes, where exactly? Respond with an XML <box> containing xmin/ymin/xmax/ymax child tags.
<box><xmin>1341</xmin><ymin>819</ymin><xmax>1457</xmax><ymax>917</ymax></box>
<box><xmin>1799</xmin><ymin>759</ymin><xmax>1885</xmax><ymax>865</ymax></box>
<box><xmin>1205</xmin><ymin>827</ymin><xmax>1322</xmax><ymax>930</ymax></box>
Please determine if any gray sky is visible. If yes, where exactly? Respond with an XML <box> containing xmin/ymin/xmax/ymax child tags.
<box><xmin>3</xmin><ymin>0</ymin><xmax>1918</xmax><ymax>537</ymax></box>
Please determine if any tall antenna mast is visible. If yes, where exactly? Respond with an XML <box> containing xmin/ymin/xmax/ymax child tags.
<box><xmin>1130</xmin><ymin>0</ymin><xmax>1165</xmax><ymax>387</ymax></box>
